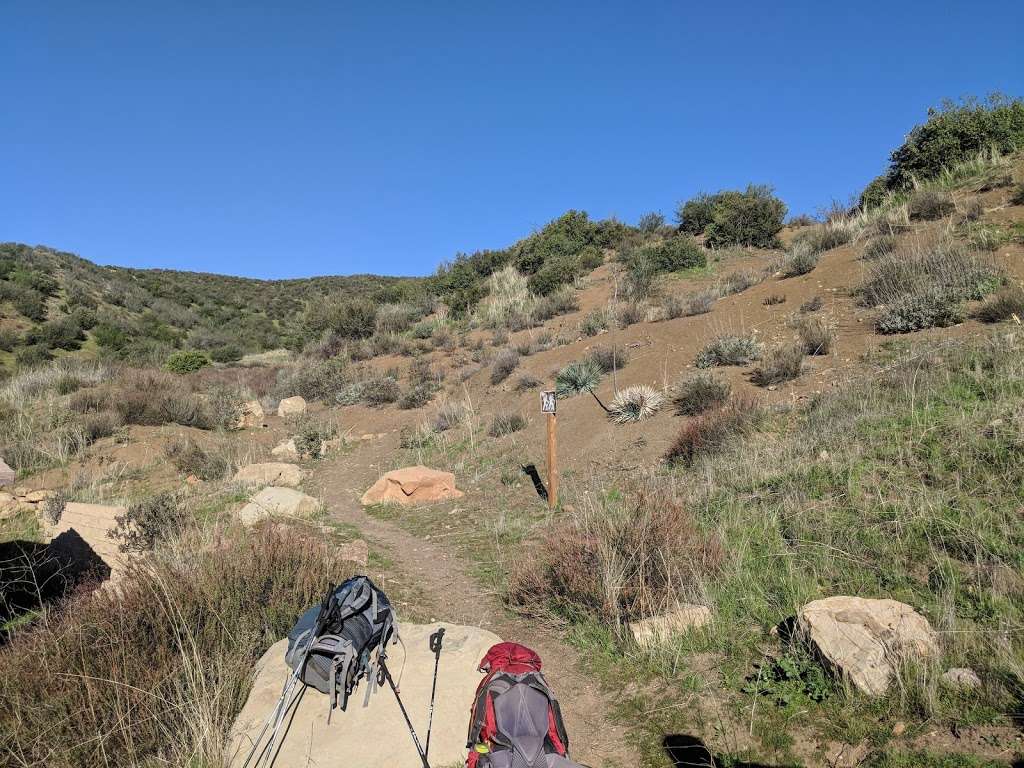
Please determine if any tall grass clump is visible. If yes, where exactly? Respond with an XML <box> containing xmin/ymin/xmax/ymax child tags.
<box><xmin>490</xmin><ymin>348</ymin><xmax>520</xmax><ymax>385</ymax></box>
<box><xmin>508</xmin><ymin>483</ymin><xmax>723</xmax><ymax>627</ymax></box>
<box><xmin>780</xmin><ymin>241</ymin><xmax>820</xmax><ymax>277</ymax></box>
<box><xmin>975</xmin><ymin>286</ymin><xmax>1024</xmax><ymax>323</ymax></box>
<box><xmin>750</xmin><ymin>342</ymin><xmax>805</xmax><ymax>386</ymax></box>
<box><xmin>0</xmin><ymin>523</ymin><xmax>357</xmax><ymax>768</ymax></box>
<box><xmin>670</xmin><ymin>372</ymin><xmax>731</xmax><ymax>415</ymax></box>
<box><xmin>664</xmin><ymin>396</ymin><xmax>761</xmax><ymax>466</ymax></box>
<box><xmin>796</xmin><ymin>315</ymin><xmax>835</xmax><ymax>355</ymax></box>
<box><xmin>476</xmin><ymin>265</ymin><xmax>536</xmax><ymax>331</ymax></box>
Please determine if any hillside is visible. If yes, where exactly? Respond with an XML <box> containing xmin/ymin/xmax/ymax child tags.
<box><xmin>2</xmin><ymin>98</ymin><xmax>1024</xmax><ymax>768</ymax></box>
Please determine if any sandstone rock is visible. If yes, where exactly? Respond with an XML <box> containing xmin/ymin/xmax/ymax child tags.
<box><xmin>271</xmin><ymin>439</ymin><xmax>299</xmax><ymax>459</ymax></box>
<box><xmin>24</xmin><ymin>489</ymin><xmax>54</xmax><ymax>504</ymax></box>
<box><xmin>0</xmin><ymin>458</ymin><xmax>14</xmax><ymax>487</ymax></box>
<box><xmin>277</xmin><ymin>396</ymin><xmax>307</xmax><ymax>418</ymax></box>
<box><xmin>235</xmin><ymin>400</ymin><xmax>266</xmax><ymax>429</ymax></box>
<box><xmin>45</xmin><ymin>502</ymin><xmax>136</xmax><ymax>585</ymax></box>
<box><xmin>941</xmin><ymin>667</ymin><xmax>981</xmax><ymax>689</ymax></box>
<box><xmin>338</xmin><ymin>538</ymin><xmax>369</xmax><ymax>567</ymax></box>
<box><xmin>237</xmin><ymin>487</ymin><xmax>320</xmax><ymax>525</ymax></box>
<box><xmin>229</xmin><ymin>622</ymin><xmax>501</xmax><ymax>768</ymax></box>
<box><xmin>797</xmin><ymin>596</ymin><xmax>939</xmax><ymax>696</ymax></box>
<box><xmin>234</xmin><ymin>463</ymin><xmax>304</xmax><ymax>488</ymax></box>
<box><xmin>629</xmin><ymin>604</ymin><xmax>712</xmax><ymax>648</ymax></box>
<box><xmin>361</xmin><ymin>465</ymin><xmax>463</xmax><ymax>506</ymax></box>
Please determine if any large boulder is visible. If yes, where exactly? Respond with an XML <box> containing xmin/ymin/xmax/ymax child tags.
<box><xmin>229</xmin><ymin>622</ymin><xmax>501</xmax><ymax>768</ymax></box>
<box><xmin>361</xmin><ymin>466</ymin><xmax>464</xmax><ymax>506</ymax></box>
<box><xmin>271</xmin><ymin>439</ymin><xmax>300</xmax><ymax>460</ymax></box>
<box><xmin>235</xmin><ymin>400</ymin><xmax>266</xmax><ymax>429</ymax></box>
<box><xmin>797</xmin><ymin>596</ymin><xmax>939</xmax><ymax>696</ymax></box>
<box><xmin>0</xmin><ymin>458</ymin><xmax>15</xmax><ymax>487</ymax></box>
<box><xmin>234</xmin><ymin>463</ymin><xmax>304</xmax><ymax>488</ymax></box>
<box><xmin>44</xmin><ymin>502</ymin><xmax>137</xmax><ymax>585</ymax></box>
<box><xmin>277</xmin><ymin>396</ymin><xmax>307</xmax><ymax>418</ymax></box>
<box><xmin>238</xmin><ymin>487</ymin><xmax>320</xmax><ymax>525</ymax></box>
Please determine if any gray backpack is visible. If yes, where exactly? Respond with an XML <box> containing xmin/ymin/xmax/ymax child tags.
<box><xmin>284</xmin><ymin>576</ymin><xmax>396</xmax><ymax>714</ymax></box>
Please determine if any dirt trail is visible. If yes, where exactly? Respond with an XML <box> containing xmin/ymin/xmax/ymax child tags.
<box><xmin>309</xmin><ymin>438</ymin><xmax>639</xmax><ymax>768</ymax></box>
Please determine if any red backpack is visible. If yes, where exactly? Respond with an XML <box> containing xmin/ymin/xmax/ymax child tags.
<box><xmin>466</xmin><ymin>642</ymin><xmax>582</xmax><ymax>768</ymax></box>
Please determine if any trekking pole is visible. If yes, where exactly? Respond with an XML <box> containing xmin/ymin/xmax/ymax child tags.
<box><xmin>242</xmin><ymin>584</ymin><xmax>336</xmax><ymax>768</ymax></box>
<box><xmin>379</xmin><ymin>659</ymin><xmax>432</xmax><ymax>768</ymax></box>
<box><xmin>424</xmin><ymin>627</ymin><xmax>445</xmax><ymax>760</ymax></box>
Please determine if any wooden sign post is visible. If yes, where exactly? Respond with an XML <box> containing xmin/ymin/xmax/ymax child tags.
<box><xmin>540</xmin><ymin>391</ymin><xmax>558</xmax><ymax>509</ymax></box>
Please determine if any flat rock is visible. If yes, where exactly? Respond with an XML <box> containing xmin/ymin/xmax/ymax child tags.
<box><xmin>941</xmin><ymin>667</ymin><xmax>981</xmax><ymax>689</ymax></box>
<box><xmin>234</xmin><ymin>463</ymin><xmax>304</xmax><ymax>488</ymax></box>
<box><xmin>361</xmin><ymin>465</ymin><xmax>463</xmax><ymax>506</ymax></box>
<box><xmin>797</xmin><ymin>596</ymin><xmax>939</xmax><ymax>696</ymax></box>
<box><xmin>235</xmin><ymin>400</ymin><xmax>266</xmax><ymax>429</ymax></box>
<box><xmin>238</xmin><ymin>487</ymin><xmax>320</xmax><ymax>525</ymax></box>
<box><xmin>629</xmin><ymin>604</ymin><xmax>711</xmax><ymax>648</ymax></box>
<box><xmin>0</xmin><ymin>458</ymin><xmax>14</xmax><ymax>487</ymax></box>
<box><xmin>271</xmin><ymin>439</ymin><xmax>299</xmax><ymax>459</ymax></box>
<box><xmin>228</xmin><ymin>622</ymin><xmax>501</xmax><ymax>768</ymax></box>
<box><xmin>277</xmin><ymin>396</ymin><xmax>307</xmax><ymax>418</ymax></box>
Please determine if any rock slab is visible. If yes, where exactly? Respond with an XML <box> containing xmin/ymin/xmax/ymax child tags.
<box><xmin>235</xmin><ymin>400</ymin><xmax>266</xmax><ymax>429</ymax></box>
<box><xmin>361</xmin><ymin>465</ymin><xmax>464</xmax><ymax>506</ymax></box>
<box><xmin>798</xmin><ymin>596</ymin><xmax>939</xmax><ymax>696</ymax></box>
<box><xmin>229</xmin><ymin>622</ymin><xmax>501</xmax><ymax>768</ymax></box>
<box><xmin>238</xmin><ymin>487</ymin><xmax>320</xmax><ymax>525</ymax></box>
<box><xmin>0</xmin><ymin>458</ymin><xmax>14</xmax><ymax>487</ymax></box>
<box><xmin>277</xmin><ymin>396</ymin><xmax>307</xmax><ymax>418</ymax></box>
<box><xmin>234</xmin><ymin>463</ymin><xmax>304</xmax><ymax>488</ymax></box>
<box><xmin>629</xmin><ymin>604</ymin><xmax>711</xmax><ymax>648</ymax></box>
<box><xmin>45</xmin><ymin>502</ymin><xmax>136</xmax><ymax>584</ymax></box>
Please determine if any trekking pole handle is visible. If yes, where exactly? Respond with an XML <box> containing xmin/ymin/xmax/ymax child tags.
<box><xmin>429</xmin><ymin>627</ymin><xmax>445</xmax><ymax>655</ymax></box>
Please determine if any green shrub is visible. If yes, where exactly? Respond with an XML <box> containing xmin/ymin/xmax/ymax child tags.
<box><xmin>876</xmin><ymin>289</ymin><xmax>966</xmax><ymax>334</ymax></box>
<box><xmin>488</xmin><ymin>413</ymin><xmax>527</xmax><ymax>437</ymax></box>
<box><xmin>14</xmin><ymin>345</ymin><xmax>52</xmax><ymax>369</ymax></box>
<box><xmin>670</xmin><ymin>372</ymin><xmax>731</xmax><ymax>416</ymax></box>
<box><xmin>275</xmin><ymin>357</ymin><xmax>347</xmax><ymax>402</ymax></box>
<box><xmin>781</xmin><ymin>242</ymin><xmax>820</xmax><ymax>277</ymax></box>
<box><xmin>695</xmin><ymin>334</ymin><xmax>762</xmax><ymax>368</ymax></box>
<box><xmin>209</xmin><ymin>344</ymin><xmax>243</xmax><ymax>363</ymax></box>
<box><xmin>293</xmin><ymin>416</ymin><xmax>338</xmax><ymax>457</ymax></box>
<box><xmin>750</xmin><ymin>342</ymin><xmax>804</xmax><ymax>386</ymax></box>
<box><xmin>165</xmin><ymin>350</ymin><xmax>210</xmax><ymax>374</ymax></box>
<box><xmin>790</xmin><ymin>223</ymin><xmax>852</xmax><ymax>254</ymax></box>
<box><xmin>580</xmin><ymin>309</ymin><xmax>609</xmax><ymax>337</ymax></box>
<box><xmin>704</xmin><ymin>185</ymin><xmax>787</xmax><ymax>248</ymax></box>
<box><xmin>718</xmin><ymin>269</ymin><xmax>763</xmax><ymax>295</ymax></box>
<box><xmin>110</xmin><ymin>493</ymin><xmax>188</xmax><ymax>552</ymax></box>
<box><xmin>362</xmin><ymin>372</ymin><xmax>401</xmax><ymax>406</ymax></box>
<box><xmin>398</xmin><ymin>383</ymin><xmax>435</xmax><ymax>410</ymax></box>
<box><xmin>885</xmin><ymin>95</ymin><xmax>1024</xmax><ymax>191</ymax></box>
<box><xmin>646</xmin><ymin>235</ymin><xmax>705</xmax><ymax>273</ymax></box>
<box><xmin>676</xmin><ymin>193</ymin><xmax>717</xmax><ymax>235</ymax></box>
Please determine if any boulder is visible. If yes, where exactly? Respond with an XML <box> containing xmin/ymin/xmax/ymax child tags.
<box><xmin>0</xmin><ymin>458</ymin><xmax>14</xmax><ymax>487</ymax></box>
<box><xmin>361</xmin><ymin>466</ymin><xmax>463</xmax><ymax>506</ymax></box>
<box><xmin>234</xmin><ymin>463</ymin><xmax>304</xmax><ymax>488</ymax></box>
<box><xmin>44</xmin><ymin>502</ymin><xmax>136</xmax><ymax>585</ymax></box>
<box><xmin>235</xmin><ymin>400</ymin><xmax>266</xmax><ymax>429</ymax></box>
<box><xmin>941</xmin><ymin>667</ymin><xmax>981</xmax><ymax>690</ymax></box>
<box><xmin>229</xmin><ymin>622</ymin><xmax>501</xmax><ymax>768</ymax></box>
<box><xmin>277</xmin><ymin>396</ymin><xmax>307</xmax><ymax>418</ymax></box>
<box><xmin>628</xmin><ymin>604</ymin><xmax>712</xmax><ymax>648</ymax></box>
<box><xmin>797</xmin><ymin>596</ymin><xmax>939</xmax><ymax>696</ymax></box>
<box><xmin>271</xmin><ymin>439</ymin><xmax>299</xmax><ymax>459</ymax></box>
<box><xmin>338</xmin><ymin>538</ymin><xmax>369</xmax><ymax>567</ymax></box>
<box><xmin>238</xmin><ymin>487</ymin><xmax>320</xmax><ymax>525</ymax></box>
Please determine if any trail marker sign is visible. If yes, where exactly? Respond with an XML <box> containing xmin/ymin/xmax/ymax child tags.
<box><xmin>540</xmin><ymin>391</ymin><xmax>558</xmax><ymax>508</ymax></box>
<box><xmin>540</xmin><ymin>390</ymin><xmax>556</xmax><ymax>414</ymax></box>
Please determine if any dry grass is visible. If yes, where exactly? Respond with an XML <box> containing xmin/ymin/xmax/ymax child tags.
<box><xmin>665</xmin><ymin>395</ymin><xmax>760</xmax><ymax>467</ymax></box>
<box><xmin>670</xmin><ymin>372</ymin><xmax>731</xmax><ymax>416</ymax></box>
<box><xmin>750</xmin><ymin>342</ymin><xmax>805</xmax><ymax>386</ymax></box>
<box><xmin>795</xmin><ymin>315</ymin><xmax>835</xmax><ymax>355</ymax></box>
<box><xmin>695</xmin><ymin>333</ymin><xmax>762</xmax><ymax>368</ymax></box>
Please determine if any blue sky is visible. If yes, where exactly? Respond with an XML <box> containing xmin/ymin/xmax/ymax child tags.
<box><xmin>3</xmin><ymin>2</ymin><xmax>1022</xmax><ymax>279</ymax></box>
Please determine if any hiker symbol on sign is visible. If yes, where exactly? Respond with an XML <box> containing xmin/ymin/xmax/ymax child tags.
<box><xmin>540</xmin><ymin>391</ymin><xmax>556</xmax><ymax>414</ymax></box>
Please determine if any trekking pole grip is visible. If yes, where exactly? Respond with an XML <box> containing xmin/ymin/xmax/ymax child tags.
<box><xmin>429</xmin><ymin>627</ymin><xmax>445</xmax><ymax>655</ymax></box>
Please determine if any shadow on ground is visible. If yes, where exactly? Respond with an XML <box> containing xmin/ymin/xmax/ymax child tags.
<box><xmin>664</xmin><ymin>735</ymin><xmax>777</xmax><ymax>768</ymax></box>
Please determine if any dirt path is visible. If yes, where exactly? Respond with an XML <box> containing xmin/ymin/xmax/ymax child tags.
<box><xmin>308</xmin><ymin>439</ymin><xmax>639</xmax><ymax>768</ymax></box>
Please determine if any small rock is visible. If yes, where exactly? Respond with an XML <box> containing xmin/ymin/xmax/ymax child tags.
<box><xmin>234</xmin><ymin>463</ymin><xmax>304</xmax><ymax>488</ymax></box>
<box><xmin>277</xmin><ymin>396</ymin><xmax>307</xmax><ymax>418</ymax></box>
<box><xmin>235</xmin><ymin>400</ymin><xmax>266</xmax><ymax>429</ymax></box>
<box><xmin>628</xmin><ymin>604</ymin><xmax>712</xmax><ymax>648</ymax></box>
<box><xmin>186</xmin><ymin>475</ymin><xmax>201</xmax><ymax>485</ymax></box>
<box><xmin>0</xmin><ymin>458</ymin><xmax>15</xmax><ymax>487</ymax></box>
<box><xmin>892</xmin><ymin>721</ymin><xmax>906</xmax><ymax>736</ymax></box>
<box><xmin>819</xmin><ymin>450</ymin><xmax>830</xmax><ymax>461</ymax></box>
<box><xmin>360</xmin><ymin>434</ymin><xmax>375</xmax><ymax>441</ymax></box>
<box><xmin>941</xmin><ymin>668</ymin><xmax>981</xmax><ymax>690</ymax></box>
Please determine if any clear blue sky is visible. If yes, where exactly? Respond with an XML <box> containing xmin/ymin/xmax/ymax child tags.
<box><xmin>3</xmin><ymin>2</ymin><xmax>1022</xmax><ymax>279</ymax></box>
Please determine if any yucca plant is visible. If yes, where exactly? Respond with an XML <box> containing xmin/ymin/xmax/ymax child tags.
<box><xmin>608</xmin><ymin>385</ymin><xmax>665</xmax><ymax>424</ymax></box>
<box><xmin>555</xmin><ymin>359</ymin><xmax>610</xmax><ymax>413</ymax></box>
